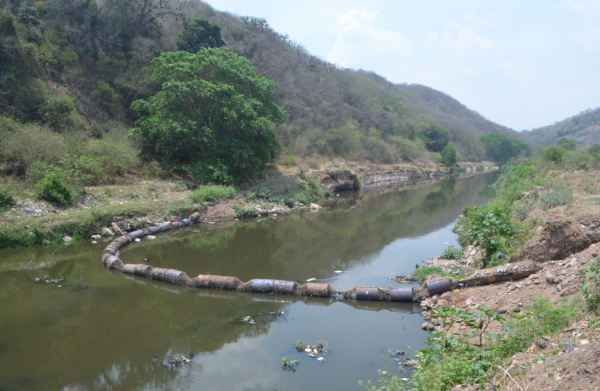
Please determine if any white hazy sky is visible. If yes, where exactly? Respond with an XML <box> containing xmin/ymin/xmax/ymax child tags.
<box><xmin>207</xmin><ymin>0</ymin><xmax>600</xmax><ymax>131</ymax></box>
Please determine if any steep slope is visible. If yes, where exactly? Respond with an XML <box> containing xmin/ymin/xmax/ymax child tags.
<box><xmin>522</xmin><ymin>107</ymin><xmax>600</xmax><ymax>148</ymax></box>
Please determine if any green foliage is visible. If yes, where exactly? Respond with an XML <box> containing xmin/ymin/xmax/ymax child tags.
<box><xmin>40</xmin><ymin>94</ymin><xmax>82</xmax><ymax>132</ymax></box>
<box><xmin>557</xmin><ymin>137</ymin><xmax>577</xmax><ymax>151</ymax></box>
<box><xmin>176</xmin><ymin>16</ymin><xmax>224</xmax><ymax>53</ymax></box>
<box><xmin>540</xmin><ymin>184</ymin><xmax>572</xmax><ymax>209</ymax></box>
<box><xmin>583</xmin><ymin>184</ymin><xmax>598</xmax><ymax>194</ymax></box>
<box><xmin>233</xmin><ymin>206</ymin><xmax>256</xmax><ymax>219</ymax></box>
<box><xmin>463</xmin><ymin>204</ymin><xmax>520</xmax><ymax>264</ymax></box>
<box><xmin>35</xmin><ymin>173</ymin><xmax>73</xmax><ymax>205</ymax></box>
<box><xmin>441</xmin><ymin>143</ymin><xmax>457</xmax><ymax>167</ymax></box>
<box><xmin>418</xmin><ymin>122</ymin><xmax>450</xmax><ymax>152</ymax></box>
<box><xmin>18</xmin><ymin>6</ymin><xmax>39</xmax><ymax>26</ymax></box>
<box><xmin>132</xmin><ymin>48</ymin><xmax>287</xmax><ymax>183</ymax></box>
<box><xmin>441</xmin><ymin>247</ymin><xmax>463</xmax><ymax>260</ymax></box>
<box><xmin>189</xmin><ymin>185</ymin><xmax>236</xmax><ymax>203</ymax></box>
<box><xmin>0</xmin><ymin>183</ymin><xmax>16</xmax><ymax>208</ymax></box>
<box><xmin>589</xmin><ymin>144</ymin><xmax>600</xmax><ymax>154</ymax></box>
<box><xmin>28</xmin><ymin>154</ymin><xmax>104</xmax><ymax>195</ymax></box>
<box><xmin>541</xmin><ymin>146</ymin><xmax>566</xmax><ymax>163</ymax></box>
<box><xmin>479</xmin><ymin>134</ymin><xmax>531</xmax><ymax>163</ymax></box>
<box><xmin>580</xmin><ymin>257</ymin><xmax>600</xmax><ymax>313</ymax></box>
<box><xmin>96</xmin><ymin>82</ymin><xmax>121</xmax><ymax>107</ymax></box>
<box><xmin>294</xmin><ymin>340</ymin><xmax>308</xmax><ymax>352</ymax></box>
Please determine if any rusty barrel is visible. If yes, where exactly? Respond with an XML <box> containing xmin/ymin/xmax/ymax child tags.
<box><xmin>273</xmin><ymin>280</ymin><xmax>297</xmax><ymax>294</ymax></box>
<box><xmin>129</xmin><ymin>230</ymin><xmax>145</xmax><ymax>240</ymax></box>
<box><xmin>305</xmin><ymin>283</ymin><xmax>334</xmax><ymax>297</ymax></box>
<box><xmin>250</xmin><ymin>279</ymin><xmax>274</xmax><ymax>293</ymax></box>
<box><xmin>189</xmin><ymin>212</ymin><xmax>202</xmax><ymax>223</ymax></box>
<box><xmin>390</xmin><ymin>287</ymin><xmax>413</xmax><ymax>302</ymax></box>
<box><xmin>211</xmin><ymin>275</ymin><xmax>241</xmax><ymax>290</ymax></box>
<box><xmin>132</xmin><ymin>264</ymin><xmax>152</xmax><ymax>277</ymax></box>
<box><xmin>151</xmin><ymin>267</ymin><xmax>169</xmax><ymax>281</ymax></box>
<box><xmin>144</xmin><ymin>226</ymin><xmax>159</xmax><ymax>235</ymax></box>
<box><xmin>426</xmin><ymin>278</ymin><xmax>453</xmax><ymax>295</ymax></box>
<box><xmin>169</xmin><ymin>221</ymin><xmax>181</xmax><ymax>229</ymax></box>
<box><xmin>355</xmin><ymin>286</ymin><xmax>380</xmax><ymax>301</ymax></box>
<box><xmin>180</xmin><ymin>219</ymin><xmax>190</xmax><ymax>226</ymax></box>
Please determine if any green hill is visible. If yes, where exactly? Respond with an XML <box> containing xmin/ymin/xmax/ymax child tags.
<box><xmin>522</xmin><ymin>107</ymin><xmax>600</xmax><ymax>148</ymax></box>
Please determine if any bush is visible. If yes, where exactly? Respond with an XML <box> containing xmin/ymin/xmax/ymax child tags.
<box><xmin>441</xmin><ymin>143</ymin><xmax>457</xmax><ymax>167</ymax></box>
<box><xmin>35</xmin><ymin>173</ymin><xmax>73</xmax><ymax>205</ymax></box>
<box><xmin>541</xmin><ymin>184</ymin><xmax>572</xmax><ymax>209</ymax></box>
<box><xmin>40</xmin><ymin>94</ymin><xmax>83</xmax><ymax>132</ymax></box>
<box><xmin>413</xmin><ymin>267</ymin><xmax>468</xmax><ymax>283</ymax></box>
<box><xmin>0</xmin><ymin>189</ymin><xmax>16</xmax><ymax>208</ymax></box>
<box><xmin>542</xmin><ymin>146</ymin><xmax>566</xmax><ymax>163</ymax></box>
<box><xmin>580</xmin><ymin>257</ymin><xmax>600</xmax><ymax>313</ymax></box>
<box><xmin>96</xmin><ymin>82</ymin><xmax>121</xmax><ymax>107</ymax></box>
<box><xmin>189</xmin><ymin>185</ymin><xmax>236</xmax><ymax>203</ymax></box>
<box><xmin>441</xmin><ymin>247</ymin><xmax>463</xmax><ymax>260</ymax></box>
<box><xmin>464</xmin><ymin>205</ymin><xmax>520</xmax><ymax>264</ymax></box>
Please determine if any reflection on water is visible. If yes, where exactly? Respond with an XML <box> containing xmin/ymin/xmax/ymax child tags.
<box><xmin>0</xmin><ymin>173</ymin><xmax>498</xmax><ymax>391</ymax></box>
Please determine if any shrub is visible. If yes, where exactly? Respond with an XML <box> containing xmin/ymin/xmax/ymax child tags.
<box><xmin>441</xmin><ymin>143</ymin><xmax>457</xmax><ymax>167</ymax></box>
<box><xmin>294</xmin><ymin>341</ymin><xmax>308</xmax><ymax>352</ymax></box>
<box><xmin>413</xmin><ymin>267</ymin><xmax>468</xmax><ymax>283</ymax></box>
<box><xmin>35</xmin><ymin>173</ymin><xmax>73</xmax><ymax>205</ymax></box>
<box><xmin>40</xmin><ymin>94</ymin><xmax>82</xmax><ymax>132</ymax></box>
<box><xmin>541</xmin><ymin>184</ymin><xmax>572</xmax><ymax>209</ymax></box>
<box><xmin>580</xmin><ymin>257</ymin><xmax>600</xmax><ymax>313</ymax></box>
<box><xmin>542</xmin><ymin>146</ymin><xmax>566</xmax><ymax>163</ymax></box>
<box><xmin>0</xmin><ymin>189</ymin><xmax>16</xmax><ymax>208</ymax></box>
<box><xmin>440</xmin><ymin>247</ymin><xmax>463</xmax><ymax>260</ymax></box>
<box><xmin>465</xmin><ymin>205</ymin><xmax>520</xmax><ymax>264</ymax></box>
<box><xmin>96</xmin><ymin>82</ymin><xmax>121</xmax><ymax>107</ymax></box>
<box><xmin>190</xmin><ymin>185</ymin><xmax>236</xmax><ymax>203</ymax></box>
<box><xmin>233</xmin><ymin>206</ymin><xmax>256</xmax><ymax>219</ymax></box>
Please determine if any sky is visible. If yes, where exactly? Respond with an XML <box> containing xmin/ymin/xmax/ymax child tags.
<box><xmin>207</xmin><ymin>0</ymin><xmax>600</xmax><ymax>131</ymax></box>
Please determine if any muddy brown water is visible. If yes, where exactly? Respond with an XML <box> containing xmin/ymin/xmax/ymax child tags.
<box><xmin>0</xmin><ymin>173</ymin><xmax>498</xmax><ymax>391</ymax></box>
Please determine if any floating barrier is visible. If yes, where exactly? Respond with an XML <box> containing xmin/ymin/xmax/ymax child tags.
<box><xmin>99</xmin><ymin>212</ymin><xmax>541</xmax><ymax>303</ymax></box>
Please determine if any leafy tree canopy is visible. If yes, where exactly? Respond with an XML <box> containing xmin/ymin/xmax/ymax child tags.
<box><xmin>418</xmin><ymin>122</ymin><xmax>450</xmax><ymax>152</ymax></box>
<box><xmin>541</xmin><ymin>146</ymin><xmax>566</xmax><ymax>163</ymax></box>
<box><xmin>479</xmin><ymin>134</ymin><xmax>531</xmax><ymax>163</ymax></box>
<box><xmin>131</xmin><ymin>47</ymin><xmax>287</xmax><ymax>183</ymax></box>
<box><xmin>441</xmin><ymin>142</ymin><xmax>457</xmax><ymax>167</ymax></box>
<box><xmin>556</xmin><ymin>137</ymin><xmax>576</xmax><ymax>151</ymax></box>
<box><xmin>176</xmin><ymin>16</ymin><xmax>224</xmax><ymax>53</ymax></box>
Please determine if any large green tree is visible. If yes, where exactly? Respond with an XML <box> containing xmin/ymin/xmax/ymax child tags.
<box><xmin>131</xmin><ymin>48</ymin><xmax>287</xmax><ymax>183</ymax></box>
<box><xmin>176</xmin><ymin>16</ymin><xmax>224</xmax><ymax>53</ymax></box>
<box><xmin>441</xmin><ymin>142</ymin><xmax>457</xmax><ymax>167</ymax></box>
<box><xmin>479</xmin><ymin>134</ymin><xmax>530</xmax><ymax>163</ymax></box>
<box><xmin>418</xmin><ymin>122</ymin><xmax>450</xmax><ymax>152</ymax></box>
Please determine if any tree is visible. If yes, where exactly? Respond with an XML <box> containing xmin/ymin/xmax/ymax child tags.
<box><xmin>479</xmin><ymin>134</ymin><xmax>531</xmax><ymax>163</ymax></box>
<box><xmin>441</xmin><ymin>143</ymin><xmax>457</xmax><ymax>167</ymax></box>
<box><xmin>418</xmin><ymin>122</ymin><xmax>450</xmax><ymax>152</ymax></box>
<box><xmin>542</xmin><ymin>146</ymin><xmax>566</xmax><ymax>163</ymax></box>
<box><xmin>131</xmin><ymin>47</ymin><xmax>287</xmax><ymax>183</ymax></box>
<box><xmin>176</xmin><ymin>16</ymin><xmax>224</xmax><ymax>53</ymax></box>
<box><xmin>557</xmin><ymin>137</ymin><xmax>576</xmax><ymax>151</ymax></box>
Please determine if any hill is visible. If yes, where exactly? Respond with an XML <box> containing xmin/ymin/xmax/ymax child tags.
<box><xmin>521</xmin><ymin>107</ymin><xmax>600</xmax><ymax>148</ymax></box>
<box><xmin>0</xmin><ymin>0</ymin><xmax>525</xmax><ymax>183</ymax></box>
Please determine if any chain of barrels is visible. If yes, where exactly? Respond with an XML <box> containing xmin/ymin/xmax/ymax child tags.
<box><xmin>100</xmin><ymin>212</ymin><xmax>540</xmax><ymax>301</ymax></box>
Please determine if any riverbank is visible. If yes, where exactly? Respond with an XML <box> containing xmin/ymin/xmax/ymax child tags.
<box><xmin>382</xmin><ymin>160</ymin><xmax>600</xmax><ymax>391</ymax></box>
<box><xmin>0</xmin><ymin>160</ymin><xmax>498</xmax><ymax>250</ymax></box>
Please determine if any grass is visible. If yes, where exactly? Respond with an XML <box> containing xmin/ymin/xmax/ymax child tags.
<box><xmin>189</xmin><ymin>185</ymin><xmax>237</xmax><ymax>203</ymax></box>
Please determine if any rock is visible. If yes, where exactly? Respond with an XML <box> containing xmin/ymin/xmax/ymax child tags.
<box><xmin>63</xmin><ymin>236</ymin><xmax>72</xmax><ymax>242</ymax></box>
<box><xmin>560</xmin><ymin>286</ymin><xmax>579</xmax><ymax>297</ymax></box>
<box><xmin>111</xmin><ymin>222</ymin><xmax>123</xmax><ymax>235</ymax></box>
<box><xmin>557</xmin><ymin>285</ymin><xmax>562</xmax><ymax>291</ymax></box>
<box><xmin>534</xmin><ymin>280</ymin><xmax>541</xmax><ymax>284</ymax></box>
<box><xmin>561</xmin><ymin>270</ymin><xmax>567</xmax><ymax>275</ymax></box>
<box><xmin>101</xmin><ymin>227</ymin><xmax>114</xmax><ymax>236</ymax></box>
<box><xmin>497</xmin><ymin>305</ymin><xmax>511</xmax><ymax>314</ymax></box>
<box><xmin>545</xmin><ymin>271</ymin><xmax>556</xmax><ymax>284</ymax></box>
<box><xmin>421</xmin><ymin>322</ymin><xmax>435</xmax><ymax>331</ymax></box>
<box><xmin>310</xmin><ymin>203</ymin><xmax>321</xmax><ymax>211</ymax></box>
<box><xmin>515</xmin><ymin>284</ymin><xmax>523</xmax><ymax>289</ymax></box>
<box><xmin>432</xmin><ymin>319</ymin><xmax>441</xmax><ymax>326</ymax></box>
<box><xmin>437</xmin><ymin>299</ymin><xmax>449</xmax><ymax>307</ymax></box>
<box><xmin>91</xmin><ymin>234</ymin><xmax>101</xmax><ymax>240</ymax></box>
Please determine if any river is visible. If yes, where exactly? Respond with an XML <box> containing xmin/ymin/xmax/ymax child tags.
<box><xmin>0</xmin><ymin>172</ymin><xmax>498</xmax><ymax>391</ymax></box>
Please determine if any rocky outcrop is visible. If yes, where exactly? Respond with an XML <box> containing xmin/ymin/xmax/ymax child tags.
<box><xmin>359</xmin><ymin>165</ymin><xmax>424</xmax><ymax>187</ymax></box>
<box><xmin>319</xmin><ymin>169</ymin><xmax>360</xmax><ymax>192</ymax></box>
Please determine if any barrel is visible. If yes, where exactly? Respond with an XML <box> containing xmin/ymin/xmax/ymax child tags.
<box><xmin>169</xmin><ymin>221</ymin><xmax>181</xmax><ymax>229</ymax></box>
<box><xmin>144</xmin><ymin>226</ymin><xmax>159</xmax><ymax>235</ymax></box>
<box><xmin>133</xmin><ymin>264</ymin><xmax>153</xmax><ymax>277</ymax></box>
<box><xmin>426</xmin><ymin>278</ymin><xmax>453</xmax><ymax>295</ymax></box>
<box><xmin>273</xmin><ymin>280</ymin><xmax>297</xmax><ymax>294</ymax></box>
<box><xmin>180</xmin><ymin>219</ymin><xmax>190</xmax><ymax>226</ymax></box>
<box><xmin>164</xmin><ymin>269</ymin><xmax>187</xmax><ymax>284</ymax></box>
<box><xmin>390</xmin><ymin>287</ymin><xmax>413</xmax><ymax>302</ymax></box>
<box><xmin>250</xmin><ymin>279</ymin><xmax>274</xmax><ymax>293</ymax></box>
<box><xmin>355</xmin><ymin>286</ymin><xmax>380</xmax><ymax>301</ymax></box>
<box><xmin>211</xmin><ymin>275</ymin><xmax>242</xmax><ymax>290</ymax></box>
<box><xmin>157</xmin><ymin>224</ymin><xmax>171</xmax><ymax>233</ymax></box>
<box><xmin>129</xmin><ymin>230</ymin><xmax>145</xmax><ymax>240</ymax></box>
<box><xmin>104</xmin><ymin>256</ymin><xmax>123</xmax><ymax>270</ymax></box>
<box><xmin>150</xmin><ymin>267</ymin><xmax>169</xmax><ymax>281</ymax></box>
<box><xmin>122</xmin><ymin>264</ymin><xmax>136</xmax><ymax>275</ymax></box>
<box><xmin>305</xmin><ymin>283</ymin><xmax>334</xmax><ymax>297</ymax></box>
